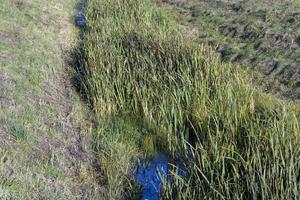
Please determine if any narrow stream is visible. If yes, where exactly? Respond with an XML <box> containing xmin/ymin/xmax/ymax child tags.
<box><xmin>75</xmin><ymin>13</ymin><xmax>185</xmax><ymax>200</ymax></box>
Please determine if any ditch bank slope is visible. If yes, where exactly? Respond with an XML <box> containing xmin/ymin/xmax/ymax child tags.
<box><xmin>160</xmin><ymin>0</ymin><xmax>300</xmax><ymax>101</ymax></box>
<box><xmin>0</xmin><ymin>0</ymin><xmax>105</xmax><ymax>199</ymax></box>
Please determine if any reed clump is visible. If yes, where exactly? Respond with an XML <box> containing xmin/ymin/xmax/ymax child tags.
<box><xmin>80</xmin><ymin>0</ymin><xmax>300</xmax><ymax>199</ymax></box>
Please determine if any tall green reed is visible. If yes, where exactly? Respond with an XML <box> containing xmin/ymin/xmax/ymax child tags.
<box><xmin>79</xmin><ymin>0</ymin><xmax>300</xmax><ymax>199</ymax></box>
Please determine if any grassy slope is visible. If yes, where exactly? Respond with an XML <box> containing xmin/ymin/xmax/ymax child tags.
<box><xmin>160</xmin><ymin>0</ymin><xmax>300</xmax><ymax>100</ymax></box>
<box><xmin>81</xmin><ymin>0</ymin><xmax>300</xmax><ymax>199</ymax></box>
<box><xmin>0</xmin><ymin>0</ymin><xmax>103</xmax><ymax>199</ymax></box>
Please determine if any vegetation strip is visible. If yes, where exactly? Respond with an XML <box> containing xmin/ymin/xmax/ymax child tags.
<box><xmin>0</xmin><ymin>0</ymin><xmax>103</xmax><ymax>198</ymax></box>
<box><xmin>80</xmin><ymin>0</ymin><xmax>300</xmax><ymax>199</ymax></box>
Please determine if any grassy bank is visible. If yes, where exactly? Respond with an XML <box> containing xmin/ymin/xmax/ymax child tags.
<box><xmin>160</xmin><ymin>0</ymin><xmax>300</xmax><ymax>100</ymax></box>
<box><xmin>80</xmin><ymin>0</ymin><xmax>300</xmax><ymax>199</ymax></box>
<box><xmin>0</xmin><ymin>0</ymin><xmax>103</xmax><ymax>198</ymax></box>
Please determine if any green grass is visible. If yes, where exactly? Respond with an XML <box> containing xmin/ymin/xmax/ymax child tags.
<box><xmin>80</xmin><ymin>0</ymin><xmax>300</xmax><ymax>199</ymax></box>
<box><xmin>0</xmin><ymin>0</ymin><xmax>101</xmax><ymax>199</ymax></box>
<box><xmin>161</xmin><ymin>0</ymin><xmax>300</xmax><ymax>100</ymax></box>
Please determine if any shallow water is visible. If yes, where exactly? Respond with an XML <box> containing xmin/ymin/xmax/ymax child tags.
<box><xmin>76</xmin><ymin>15</ymin><xmax>86</xmax><ymax>27</ymax></box>
<box><xmin>134</xmin><ymin>154</ymin><xmax>185</xmax><ymax>200</ymax></box>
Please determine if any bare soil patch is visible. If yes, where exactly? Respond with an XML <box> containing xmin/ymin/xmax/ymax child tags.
<box><xmin>0</xmin><ymin>32</ymin><xmax>18</xmax><ymax>43</ymax></box>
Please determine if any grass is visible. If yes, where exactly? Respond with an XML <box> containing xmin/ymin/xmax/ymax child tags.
<box><xmin>0</xmin><ymin>0</ymin><xmax>102</xmax><ymax>199</ymax></box>
<box><xmin>80</xmin><ymin>0</ymin><xmax>300</xmax><ymax>199</ymax></box>
<box><xmin>160</xmin><ymin>0</ymin><xmax>300</xmax><ymax>100</ymax></box>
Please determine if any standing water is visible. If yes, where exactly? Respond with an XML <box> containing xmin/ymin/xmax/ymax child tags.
<box><xmin>134</xmin><ymin>154</ymin><xmax>186</xmax><ymax>200</ymax></box>
<box><xmin>76</xmin><ymin>15</ymin><xmax>86</xmax><ymax>27</ymax></box>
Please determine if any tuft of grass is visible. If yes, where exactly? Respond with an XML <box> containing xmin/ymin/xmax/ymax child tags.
<box><xmin>80</xmin><ymin>0</ymin><xmax>300</xmax><ymax>199</ymax></box>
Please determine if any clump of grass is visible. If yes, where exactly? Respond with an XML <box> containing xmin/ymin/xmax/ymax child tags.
<box><xmin>80</xmin><ymin>0</ymin><xmax>300</xmax><ymax>199</ymax></box>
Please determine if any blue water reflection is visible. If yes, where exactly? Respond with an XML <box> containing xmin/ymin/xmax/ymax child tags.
<box><xmin>76</xmin><ymin>15</ymin><xmax>86</xmax><ymax>27</ymax></box>
<box><xmin>134</xmin><ymin>154</ymin><xmax>185</xmax><ymax>200</ymax></box>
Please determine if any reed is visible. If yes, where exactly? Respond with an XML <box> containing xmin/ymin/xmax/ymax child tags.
<box><xmin>79</xmin><ymin>0</ymin><xmax>300</xmax><ymax>199</ymax></box>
